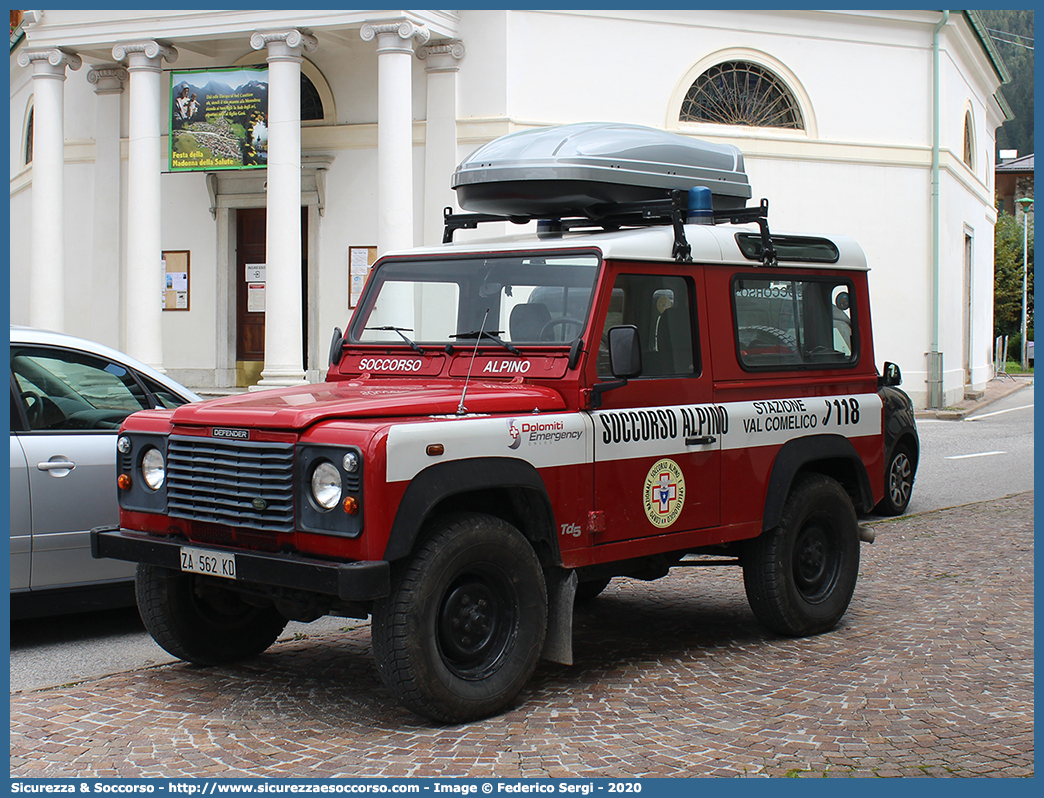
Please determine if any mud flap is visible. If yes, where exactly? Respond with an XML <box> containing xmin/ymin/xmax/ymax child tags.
<box><xmin>542</xmin><ymin>568</ymin><xmax>576</xmax><ymax>665</ymax></box>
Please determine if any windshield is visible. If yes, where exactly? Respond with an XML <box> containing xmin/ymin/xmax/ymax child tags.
<box><xmin>349</xmin><ymin>252</ymin><xmax>601</xmax><ymax>346</ymax></box>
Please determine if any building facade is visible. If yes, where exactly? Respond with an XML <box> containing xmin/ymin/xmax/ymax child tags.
<box><xmin>9</xmin><ymin>9</ymin><xmax>1009</xmax><ymax>407</ymax></box>
<box><xmin>996</xmin><ymin>152</ymin><xmax>1034</xmax><ymax>219</ymax></box>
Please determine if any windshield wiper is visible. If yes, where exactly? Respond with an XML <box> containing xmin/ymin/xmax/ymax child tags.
<box><xmin>451</xmin><ymin>329</ymin><xmax>521</xmax><ymax>356</ymax></box>
<box><xmin>364</xmin><ymin>326</ymin><xmax>424</xmax><ymax>354</ymax></box>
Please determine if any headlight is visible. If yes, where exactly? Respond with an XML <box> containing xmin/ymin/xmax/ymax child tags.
<box><xmin>311</xmin><ymin>461</ymin><xmax>342</xmax><ymax>510</ymax></box>
<box><xmin>141</xmin><ymin>447</ymin><xmax>166</xmax><ymax>491</ymax></box>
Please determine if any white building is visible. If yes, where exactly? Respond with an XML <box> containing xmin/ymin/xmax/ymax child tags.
<box><xmin>9</xmin><ymin>9</ymin><xmax>1009</xmax><ymax>407</ymax></box>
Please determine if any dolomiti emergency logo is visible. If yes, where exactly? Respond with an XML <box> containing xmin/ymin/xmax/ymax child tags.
<box><xmin>643</xmin><ymin>458</ymin><xmax>686</xmax><ymax>528</ymax></box>
<box><xmin>506</xmin><ymin>417</ymin><xmax>583</xmax><ymax>449</ymax></box>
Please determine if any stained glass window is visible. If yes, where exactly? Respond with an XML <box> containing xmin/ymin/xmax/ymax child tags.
<box><xmin>301</xmin><ymin>74</ymin><xmax>323</xmax><ymax>122</ymax></box>
<box><xmin>25</xmin><ymin>106</ymin><xmax>33</xmax><ymax>165</ymax></box>
<box><xmin>963</xmin><ymin>112</ymin><xmax>974</xmax><ymax>168</ymax></box>
<box><xmin>680</xmin><ymin>61</ymin><xmax>804</xmax><ymax>130</ymax></box>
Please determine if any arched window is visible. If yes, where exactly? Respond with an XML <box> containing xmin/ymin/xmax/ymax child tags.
<box><xmin>232</xmin><ymin>53</ymin><xmax>335</xmax><ymax>125</ymax></box>
<box><xmin>24</xmin><ymin>105</ymin><xmax>33</xmax><ymax>166</ymax></box>
<box><xmin>679</xmin><ymin>60</ymin><xmax>804</xmax><ymax>130</ymax></box>
<box><xmin>963</xmin><ymin>111</ymin><xmax>974</xmax><ymax>169</ymax></box>
<box><xmin>300</xmin><ymin>73</ymin><xmax>323</xmax><ymax>122</ymax></box>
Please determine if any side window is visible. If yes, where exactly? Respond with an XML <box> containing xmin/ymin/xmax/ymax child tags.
<box><xmin>733</xmin><ymin>276</ymin><xmax>858</xmax><ymax>369</ymax></box>
<box><xmin>10</xmin><ymin>346</ymin><xmax>152</xmax><ymax>431</ymax></box>
<box><xmin>140</xmin><ymin>375</ymin><xmax>194</xmax><ymax>410</ymax></box>
<box><xmin>597</xmin><ymin>274</ymin><xmax>696</xmax><ymax>378</ymax></box>
<box><xmin>10</xmin><ymin>381</ymin><xmax>27</xmax><ymax>432</ymax></box>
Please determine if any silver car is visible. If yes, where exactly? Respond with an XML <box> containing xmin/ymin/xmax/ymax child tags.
<box><xmin>10</xmin><ymin>326</ymin><xmax>201</xmax><ymax>618</ymax></box>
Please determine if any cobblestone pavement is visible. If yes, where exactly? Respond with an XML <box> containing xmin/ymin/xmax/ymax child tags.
<box><xmin>11</xmin><ymin>493</ymin><xmax>1033</xmax><ymax>778</ymax></box>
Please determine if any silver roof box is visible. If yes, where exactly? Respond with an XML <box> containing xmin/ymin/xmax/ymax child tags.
<box><xmin>452</xmin><ymin>122</ymin><xmax>752</xmax><ymax>217</ymax></box>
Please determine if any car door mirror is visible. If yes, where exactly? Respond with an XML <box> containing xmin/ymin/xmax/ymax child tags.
<box><xmin>608</xmin><ymin>325</ymin><xmax>642</xmax><ymax>379</ymax></box>
<box><xmin>328</xmin><ymin>327</ymin><xmax>345</xmax><ymax>368</ymax></box>
<box><xmin>879</xmin><ymin>361</ymin><xmax>902</xmax><ymax>387</ymax></box>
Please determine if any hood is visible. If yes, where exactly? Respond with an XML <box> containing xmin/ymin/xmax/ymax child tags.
<box><xmin>170</xmin><ymin>378</ymin><xmax>567</xmax><ymax>430</ymax></box>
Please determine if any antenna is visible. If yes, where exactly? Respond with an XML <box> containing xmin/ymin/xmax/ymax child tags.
<box><xmin>457</xmin><ymin>308</ymin><xmax>489</xmax><ymax>416</ymax></box>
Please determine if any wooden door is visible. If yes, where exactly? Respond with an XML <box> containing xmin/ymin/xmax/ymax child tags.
<box><xmin>235</xmin><ymin>207</ymin><xmax>308</xmax><ymax>385</ymax></box>
<box><xmin>236</xmin><ymin>208</ymin><xmax>267</xmax><ymax>369</ymax></box>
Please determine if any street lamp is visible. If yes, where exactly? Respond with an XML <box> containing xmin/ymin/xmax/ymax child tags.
<box><xmin>1017</xmin><ymin>197</ymin><xmax>1034</xmax><ymax>371</ymax></box>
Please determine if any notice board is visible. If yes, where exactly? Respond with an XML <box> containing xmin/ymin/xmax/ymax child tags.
<box><xmin>162</xmin><ymin>251</ymin><xmax>190</xmax><ymax>311</ymax></box>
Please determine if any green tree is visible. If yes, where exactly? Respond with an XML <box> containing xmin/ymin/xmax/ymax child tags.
<box><xmin>994</xmin><ymin>211</ymin><xmax>1033</xmax><ymax>340</ymax></box>
<box><xmin>977</xmin><ymin>9</ymin><xmax>1034</xmax><ymax>157</ymax></box>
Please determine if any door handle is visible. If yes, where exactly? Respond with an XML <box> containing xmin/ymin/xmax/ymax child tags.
<box><xmin>685</xmin><ymin>436</ymin><xmax>716</xmax><ymax>446</ymax></box>
<box><xmin>37</xmin><ymin>458</ymin><xmax>76</xmax><ymax>475</ymax></box>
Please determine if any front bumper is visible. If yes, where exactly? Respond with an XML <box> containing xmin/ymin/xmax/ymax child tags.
<box><xmin>90</xmin><ymin>526</ymin><xmax>390</xmax><ymax>602</ymax></box>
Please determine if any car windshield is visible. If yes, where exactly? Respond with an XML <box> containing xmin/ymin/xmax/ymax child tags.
<box><xmin>349</xmin><ymin>252</ymin><xmax>601</xmax><ymax>346</ymax></box>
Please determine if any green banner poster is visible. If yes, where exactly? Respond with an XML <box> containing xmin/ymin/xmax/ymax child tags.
<box><xmin>169</xmin><ymin>67</ymin><xmax>268</xmax><ymax>171</ymax></box>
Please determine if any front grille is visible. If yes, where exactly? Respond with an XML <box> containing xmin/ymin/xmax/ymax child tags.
<box><xmin>167</xmin><ymin>435</ymin><xmax>295</xmax><ymax>533</ymax></box>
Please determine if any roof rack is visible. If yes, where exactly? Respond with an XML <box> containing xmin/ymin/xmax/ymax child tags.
<box><xmin>443</xmin><ymin>190</ymin><xmax>778</xmax><ymax>267</ymax></box>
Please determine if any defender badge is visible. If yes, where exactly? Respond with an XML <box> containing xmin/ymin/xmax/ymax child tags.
<box><xmin>643</xmin><ymin>458</ymin><xmax>686</xmax><ymax>528</ymax></box>
<box><xmin>213</xmin><ymin>428</ymin><xmax>250</xmax><ymax>440</ymax></box>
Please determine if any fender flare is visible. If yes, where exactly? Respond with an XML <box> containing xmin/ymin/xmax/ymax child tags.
<box><xmin>881</xmin><ymin>386</ymin><xmax>920</xmax><ymax>469</ymax></box>
<box><xmin>383</xmin><ymin>457</ymin><xmax>558</xmax><ymax>563</ymax></box>
<box><xmin>762</xmin><ymin>434</ymin><xmax>874</xmax><ymax>531</ymax></box>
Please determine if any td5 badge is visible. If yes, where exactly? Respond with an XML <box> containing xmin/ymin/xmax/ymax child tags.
<box><xmin>644</xmin><ymin>458</ymin><xmax>686</xmax><ymax>528</ymax></box>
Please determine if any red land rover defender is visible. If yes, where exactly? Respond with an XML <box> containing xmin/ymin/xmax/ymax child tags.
<box><xmin>93</xmin><ymin>124</ymin><xmax>918</xmax><ymax>722</ymax></box>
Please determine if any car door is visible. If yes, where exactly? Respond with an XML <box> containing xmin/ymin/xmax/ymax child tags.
<box><xmin>9</xmin><ymin>344</ymin><xmax>158</xmax><ymax>592</ymax></box>
<box><xmin>589</xmin><ymin>266</ymin><xmax>722</xmax><ymax>544</ymax></box>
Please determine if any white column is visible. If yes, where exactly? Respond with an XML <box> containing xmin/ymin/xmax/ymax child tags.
<box><xmin>112</xmin><ymin>40</ymin><xmax>177</xmax><ymax>370</ymax></box>
<box><xmin>16</xmin><ymin>47</ymin><xmax>81</xmax><ymax>333</ymax></box>
<box><xmin>86</xmin><ymin>64</ymin><xmax>127</xmax><ymax>348</ymax></box>
<box><xmin>361</xmin><ymin>20</ymin><xmax>430</xmax><ymax>255</ymax></box>
<box><xmin>250</xmin><ymin>29</ymin><xmax>318</xmax><ymax>389</ymax></box>
<box><xmin>418</xmin><ymin>39</ymin><xmax>465</xmax><ymax>246</ymax></box>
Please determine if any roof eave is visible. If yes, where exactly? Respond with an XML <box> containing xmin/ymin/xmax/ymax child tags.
<box><xmin>962</xmin><ymin>9</ymin><xmax>1012</xmax><ymax>85</ymax></box>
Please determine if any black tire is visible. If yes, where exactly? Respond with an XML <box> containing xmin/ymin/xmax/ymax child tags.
<box><xmin>743</xmin><ymin>474</ymin><xmax>860</xmax><ymax>637</ymax></box>
<box><xmin>371</xmin><ymin>513</ymin><xmax>547</xmax><ymax>723</ymax></box>
<box><xmin>874</xmin><ymin>442</ymin><xmax>915</xmax><ymax>516</ymax></box>
<box><xmin>135</xmin><ymin>564</ymin><xmax>288</xmax><ymax>666</ymax></box>
<box><xmin>575</xmin><ymin>577</ymin><xmax>611</xmax><ymax>604</ymax></box>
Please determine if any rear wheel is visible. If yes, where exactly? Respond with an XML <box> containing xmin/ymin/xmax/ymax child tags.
<box><xmin>371</xmin><ymin>513</ymin><xmax>547</xmax><ymax>723</ymax></box>
<box><xmin>874</xmin><ymin>442</ymin><xmax>915</xmax><ymax>516</ymax></box>
<box><xmin>135</xmin><ymin>564</ymin><xmax>288</xmax><ymax>666</ymax></box>
<box><xmin>743</xmin><ymin>474</ymin><xmax>859</xmax><ymax>636</ymax></box>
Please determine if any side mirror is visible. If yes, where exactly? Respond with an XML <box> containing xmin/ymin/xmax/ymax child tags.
<box><xmin>608</xmin><ymin>325</ymin><xmax>642</xmax><ymax>379</ymax></box>
<box><xmin>328</xmin><ymin>327</ymin><xmax>345</xmax><ymax>368</ymax></box>
<box><xmin>879</xmin><ymin>361</ymin><xmax>902</xmax><ymax>387</ymax></box>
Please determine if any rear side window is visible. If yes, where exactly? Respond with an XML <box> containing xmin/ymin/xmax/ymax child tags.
<box><xmin>732</xmin><ymin>275</ymin><xmax>857</xmax><ymax>370</ymax></box>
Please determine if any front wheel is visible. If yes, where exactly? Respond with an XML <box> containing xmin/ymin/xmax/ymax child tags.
<box><xmin>371</xmin><ymin>513</ymin><xmax>547</xmax><ymax>723</ymax></box>
<box><xmin>743</xmin><ymin>474</ymin><xmax>860</xmax><ymax>637</ymax></box>
<box><xmin>135</xmin><ymin>564</ymin><xmax>288</xmax><ymax>666</ymax></box>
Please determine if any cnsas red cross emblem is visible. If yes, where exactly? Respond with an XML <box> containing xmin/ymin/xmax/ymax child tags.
<box><xmin>643</xmin><ymin>458</ymin><xmax>686</xmax><ymax>528</ymax></box>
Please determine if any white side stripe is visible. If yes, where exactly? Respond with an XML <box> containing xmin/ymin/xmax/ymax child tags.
<box><xmin>385</xmin><ymin>393</ymin><xmax>884</xmax><ymax>482</ymax></box>
<box><xmin>386</xmin><ymin>413</ymin><xmax>591</xmax><ymax>483</ymax></box>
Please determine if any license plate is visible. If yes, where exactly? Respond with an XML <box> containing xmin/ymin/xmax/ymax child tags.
<box><xmin>180</xmin><ymin>546</ymin><xmax>237</xmax><ymax>580</ymax></box>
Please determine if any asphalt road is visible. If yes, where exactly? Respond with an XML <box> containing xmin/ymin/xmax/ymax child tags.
<box><xmin>9</xmin><ymin>380</ymin><xmax>1034</xmax><ymax>694</ymax></box>
<box><xmin>903</xmin><ymin>382</ymin><xmax>1034</xmax><ymax>515</ymax></box>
